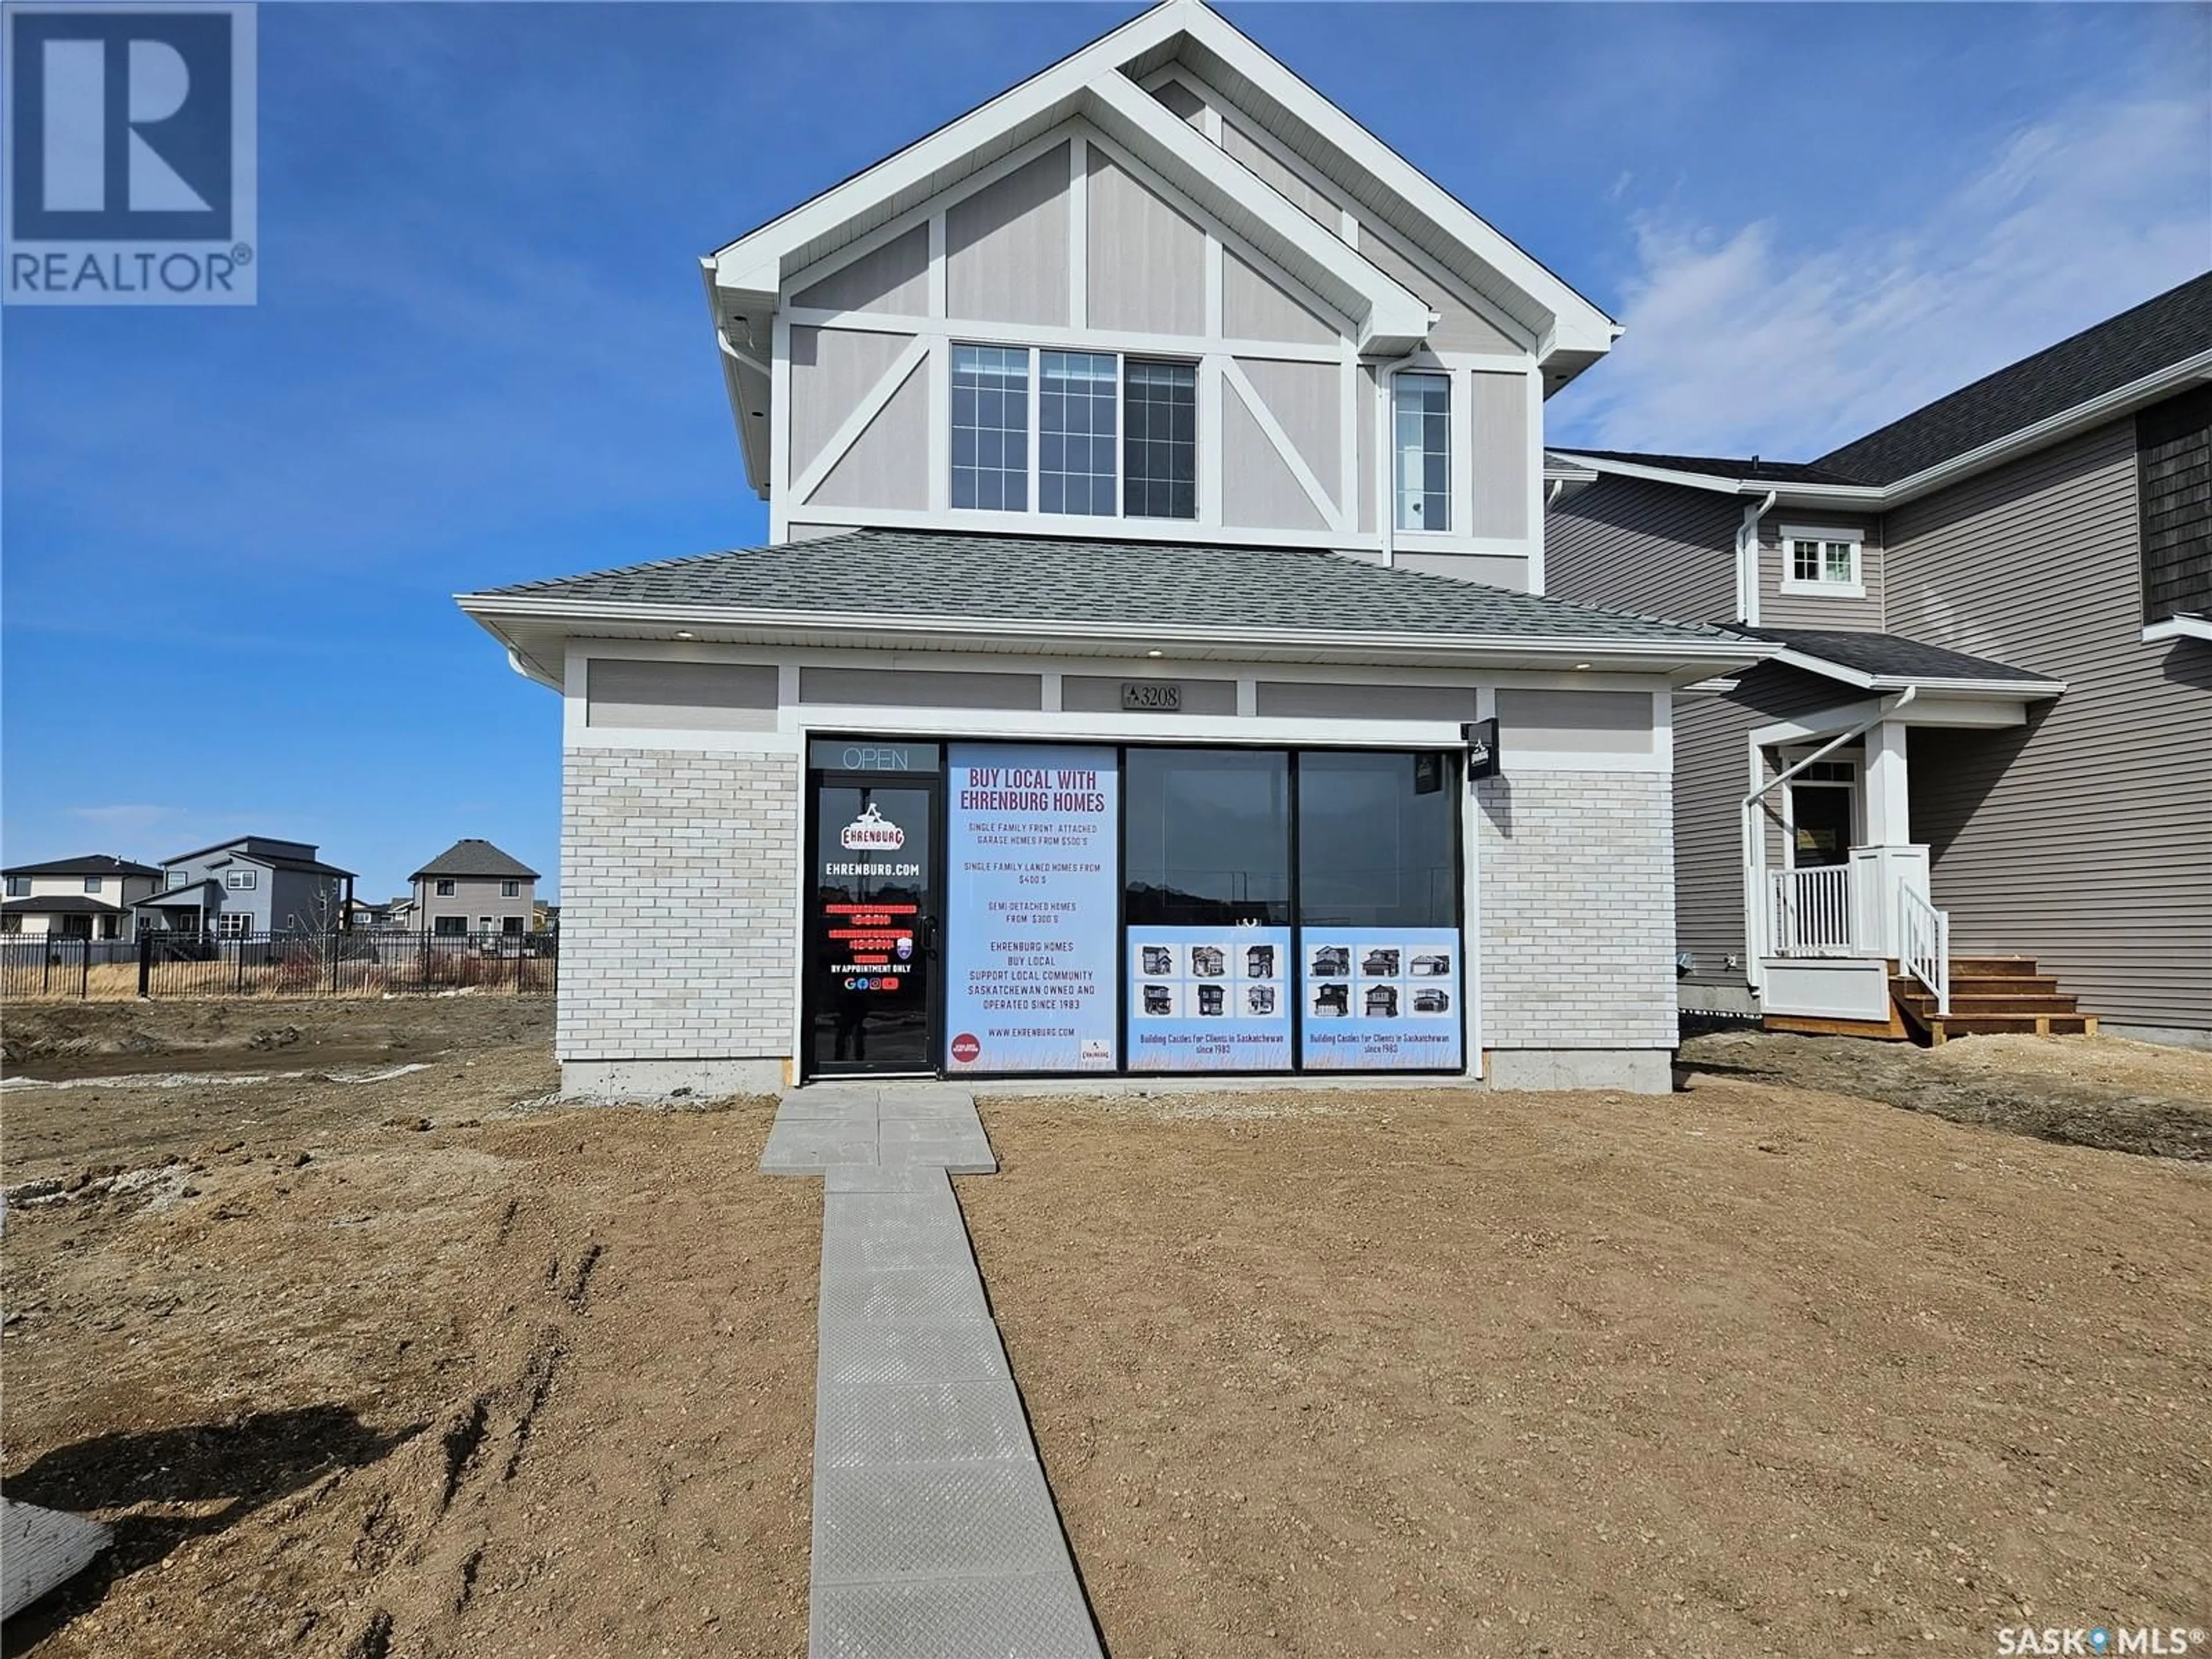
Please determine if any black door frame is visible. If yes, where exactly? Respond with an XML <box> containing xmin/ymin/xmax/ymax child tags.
<box><xmin>801</xmin><ymin>759</ymin><xmax>948</xmax><ymax>1081</ymax></box>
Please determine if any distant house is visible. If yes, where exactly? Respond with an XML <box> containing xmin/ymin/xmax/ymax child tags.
<box><xmin>346</xmin><ymin>897</ymin><xmax>396</xmax><ymax>930</ymax></box>
<box><xmin>1</xmin><ymin>855</ymin><xmax>162</xmax><ymax>940</ymax></box>
<box><xmin>410</xmin><ymin>840</ymin><xmax>540</xmax><ymax>938</ymax></box>
<box><xmin>134</xmin><ymin>836</ymin><xmax>355</xmax><ymax>938</ymax></box>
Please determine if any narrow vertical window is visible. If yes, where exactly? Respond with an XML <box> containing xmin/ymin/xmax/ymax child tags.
<box><xmin>1123</xmin><ymin>359</ymin><xmax>1198</xmax><ymax>520</ymax></box>
<box><xmin>1393</xmin><ymin>371</ymin><xmax>1450</xmax><ymax>531</ymax></box>
<box><xmin>950</xmin><ymin>344</ymin><xmax>1029</xmax><ymax>512</ymax></box>
<box><xmin>1039</xmin><ymin>351</ymin><xmax>1118</xmax><ymax>516</ymax></box>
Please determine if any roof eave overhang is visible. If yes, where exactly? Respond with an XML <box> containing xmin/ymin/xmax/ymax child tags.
<box><xmin>457</xmin><ymin>593</ymin><xmax>1774</xmax><ymax>690</ymax></box>
<box><xmin>1555</xmin><ymin>350</ymin><xmax>2212</xmax><ymax>509</ymax></box>
<box><xmin>1767</xmin><ymin>646</ymin><xmax>2066</xmax><ymax>699</ymax></box>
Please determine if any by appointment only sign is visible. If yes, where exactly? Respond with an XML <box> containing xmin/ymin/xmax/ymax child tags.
<box><xmin>4</xmin><ymin>3</ymin><xmax>257</xmax><ymax>304</ymax></box>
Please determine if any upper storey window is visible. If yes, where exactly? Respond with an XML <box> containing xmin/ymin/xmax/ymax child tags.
<box><xmin>952</xmin><ymin>343</ymin><xmax>1197</xmax><ymax>523</ymax></box>
<box><xmin>951</xmin><ymin>346</ymin><xmax>1030</xmax><ymax>512</ymax></box>
<box><xmin>1393</xmin><ymin>371</ymin><xmax>1450</xmax><ymax>532</ymax></box>
<box><xmin>1782</xmin><ymin>527</ymin><xmax>1864</xmax><ymax>596</ymax></box>
<box><xmin>1123</xmin><ymin>360</ymin><xmax>1196</xmax><ymax>520</ymax></box>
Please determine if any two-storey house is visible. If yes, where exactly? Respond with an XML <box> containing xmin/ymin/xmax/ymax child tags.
<box><xmin>409</xmin><ymin>839</ymin><xmax>540</xmax><ymax>939</ymax></box>
<box><xmin>1547</xmin><ymin>274</ymin><xmax>2211</xmax><ymax>1046</ymax></box>
<box><xmin>1</xmin><ymin>854</ymin><xmax>162</xmax><ymax>940</ymax></box>
<box><xmin>133</xmin><ymin>835</ymin><xmax>356</xmax><ymax>938</ymax></box>
<box><xmin>459</xmin><ymin>0</ymin><xmax>1769</xmax><ymax>1097</ymax></box>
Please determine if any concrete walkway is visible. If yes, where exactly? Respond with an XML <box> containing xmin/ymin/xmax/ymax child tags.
<box><xmin>762</xmin><ymin>1084</ymin><xmax>1103</xmax><ymax>1659</ymax></box>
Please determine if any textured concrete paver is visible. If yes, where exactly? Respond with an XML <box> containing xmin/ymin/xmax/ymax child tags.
<box><xmin>766</xmin><ymin>1083</ymin><xmax>1100</xmax><ymax>1659</ymax></box>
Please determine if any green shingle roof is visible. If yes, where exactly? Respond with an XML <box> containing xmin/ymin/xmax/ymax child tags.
<box><xmin>472</xmin><ymin>528</ymin><xmax>1742</xmax><ymax>647</ymax></box>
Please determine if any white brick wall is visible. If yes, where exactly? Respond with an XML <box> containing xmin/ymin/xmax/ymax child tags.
<box><xmin>559</xmin><ymin>747</ymin><xmax>799</xmax><ymax>1064</ymax></box>
<box><xmin>1475</xmin><ymin>770</ymin><xmax>1677</xmax><ymax>1050</ymax></box>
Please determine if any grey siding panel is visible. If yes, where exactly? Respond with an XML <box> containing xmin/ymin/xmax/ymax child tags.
<box><xmin>1222</xmin><ymin>378</ymin><xmax>1327</xmax><ymax>532</ymax></box>
<box><xmin>1670</xmin><ymin>664</ymin><xmax>1866</xmax><ymax>982</ymax></box>
<box><xmin>1236</xmin><ymin>358</ymin><xmax>1339</xmax><ymax>510</ymax></box>
<box><xmin>1393</xmin><ymin>552</ymin><xmax>1531</xmax><ymax>589</ymax></box>
<box><xmin>945</xmin><ymin>143</ymin><xmax>1070</xmax><ymax>328</ymax></box>
<box><xmin>1355</xmin><ymin>230</ymin><xmax>1520</xmax><ymax>355</ymax></box>
<box><xmin>1085</xmin><ymin>149</ymin><xmax>1205</xmax><ymax>336</ymax></box>
<box><xmin>1545</xmin><ymin>475</ymin><xmax>1740</xmax><ymax>626</ymax></box>
<box><xmin>808</xmin><ymin>358</ymin><xmax>930</xmax><ymax>510</ymax></box>
<box><xmin>1221</xmin><ymin>120</ymin><xmax>1342</xmax><ymax>234</ymax></box>
<box><xmin>1759</xmin><ymin>512</ymin><xmax>1885</xmax><ymax>631</ymax></box>
<box><xmin>1060</xmin><ymin>675</ymin><xmax>1237</xmax><ymax>715</ymax></box>
<box><xmin>1495</xmin><ymin>688</ymin><xmax>1652</xmax><ymax>753</ymax></box>
<box><xmin>1886</xmin><ymin>417</ymin><xmax>2212</xmax><ymax>1031</ymax></box>
<box><xmin>797</xmin><ymin>667</ymin><xmax>1043</xmax><ymax>710</ymax></box>
<box><xmin>1468</xmin><ymin>372</ymin><xmax>1529</xmax><ymax>540</ymax></box>
<box><xmin>1221</xmin><ymin>249</ymin><xmax>1336</xmax><ymax>345</ymax></box>
<box><xmin>1253</xmin><ymin>681</ymin><xmax>1479</xmax><ymax>721</ymax></box>
<box><xmin>587</xmin><ymin>659</ymin><xmax>779</xmax><ymax>731</ymax></box>
<box><xmin>792</xmin><ymin>224</ymin><xmax>929</xmax><ymax>316</ymax></box>
<box><xmin>788</xmin><ymin>327</ymin><xmax>911</xmax><ymax>479</ymax></box>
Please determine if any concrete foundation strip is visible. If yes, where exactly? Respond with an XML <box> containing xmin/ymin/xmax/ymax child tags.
<box><xmin>763</xmin><ymin>1085</ymin><xmax>1104</xmax><ymax>1659</ymax></box>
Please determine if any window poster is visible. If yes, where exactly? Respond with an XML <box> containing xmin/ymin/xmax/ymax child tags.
<box><xmin>1299</xmin><ymin>927</ymin><xmax>1463</xmax><ymax>1071</ymax></box>
<box><xmin>1127</xmin><ymin>926</ymin><xmax>1294</xmax><ymax>1071</ymax></box>
<box><xmin>942</xmin><ymin>743</ymin><xmax>1119</xmax><ymax>1074</ymax></box>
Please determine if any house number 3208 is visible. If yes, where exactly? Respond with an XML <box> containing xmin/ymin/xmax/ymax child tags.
<box><xmin>1120</xmin><ymin>681</ymin><xmax>1181</xmax><ymax>711</ymax></box>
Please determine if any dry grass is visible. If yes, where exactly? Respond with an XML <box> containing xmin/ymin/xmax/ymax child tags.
<box><xmin>6</xmin><ymin>956</ymin><xmax>553</xmax><ymax>1003</ymax></box>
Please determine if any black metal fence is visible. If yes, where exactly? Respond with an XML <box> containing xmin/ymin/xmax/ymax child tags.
<box><xmin>0</xmin><ymin>929</ymin><xmax>558</xmax><ymax>1002</ymax></box>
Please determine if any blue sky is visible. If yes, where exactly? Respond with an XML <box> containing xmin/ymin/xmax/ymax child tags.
<box><xmin>5</xmin><ymin>1</ymin><xmax>2206</xmax><ymax>899</ymax></box>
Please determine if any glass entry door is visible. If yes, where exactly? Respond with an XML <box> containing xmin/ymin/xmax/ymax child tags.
<box><xmin>806</xmin><ymin>776</ymin><xmax>941</xmax><ymax>1077</ymax></box>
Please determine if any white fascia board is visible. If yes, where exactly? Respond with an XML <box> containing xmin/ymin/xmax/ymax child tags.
<box><xmin>706</xmin><ymin>4</ymin><xmax>1184</xmax><ymax>283</ymax></box>
<box><xmin>1544</xmin><ymin>453</ymin><xmax>1747</xmax><ymax>496</ymax></box>
<box><xmin>1081</xmin><ymin>74</ymin><xmax>1429</xmax><ymax>351</ymax></box>
<box><xmin>1766</xmin><ymin>646</ymin><xmax>2065</xmax><ymax>699</ymax></box>
<box><xmin>1170</xmin><ymin>3</ymin><xmax>1615</xmax><ymax>361</ymax></box>
<box><xmin>2142</xmin><ymin>613</ymin><xmax>2212</xmax><ymax>643</ymax></box>
<box><xmin>1879</xmin><ymin>351</ymin><xmax>2212</xmax><ymax>507</ymax></box>
<box><xmin>456</xmin><ymin>594</ymin><xmax>1773</xmax><ymax>680</ymax></box>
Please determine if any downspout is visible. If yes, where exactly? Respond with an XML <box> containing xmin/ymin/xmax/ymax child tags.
<box><xmin>1738</xmin><ymin>488</ymin><xmax>1776</xmax><ymax>626</ymax></box>
<box><xmin>1740</xmin><ymin>685</ymin><xmax>1916</xmax><ymax>993</ymax></box>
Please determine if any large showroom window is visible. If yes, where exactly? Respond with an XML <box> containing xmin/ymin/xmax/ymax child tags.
<box><xmin>1123</xmin><ymin>747</ymin><xmax>1291</xmax><ymax>926</ymax></box>
<box><xmin>1295</xmin><ymin>751</ymin><xmax>1457</xmax><ymax>927</ymax></box>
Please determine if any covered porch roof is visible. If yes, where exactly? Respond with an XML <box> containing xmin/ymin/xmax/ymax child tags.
<box><xmin>1741</xmin><ymin>628</ymin><xmax>2066</xmax><ymax>700</ymax></box>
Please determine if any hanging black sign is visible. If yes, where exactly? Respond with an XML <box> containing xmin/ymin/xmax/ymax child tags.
<box><xmin>1462</xmin><ymin>718</ymin><xmax>1501</xmax><ymax>782</ymax></box>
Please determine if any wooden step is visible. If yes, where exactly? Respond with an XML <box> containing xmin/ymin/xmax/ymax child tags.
<box><xmin>1946</xmin><ymin>956</ymin><xmax>2040</xmax><ymax>977</ymax></box>
<box><xmin>1945</xmin><ymin>975</ymin><xmax>2062</xmax><ymax>997</ymax></box>
<box><xmin>1925</xmin><ymin>1014</ymin><xmax>2097</xmax><ymax>1042</ymax></box>
<box><xmin>1896</xmin><ymin>993</ymin><xmax>2080</xmax><ymax>1017</ymax></box>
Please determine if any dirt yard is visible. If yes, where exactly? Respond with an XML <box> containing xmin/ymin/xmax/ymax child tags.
<box><xmin>962</xmin><ymin>1064</ymin><xmax>2212</xmax><ymax>1659</ymax></box>
<box><xmin>2</xmin><ymin>999</ymin><xmax>817</xmax><ymax>1658</ymax></box>
<box><xmin>4</xmin><ymin>1005</ymin><xmax>2210</xmax><ymax>1658</ymax></box>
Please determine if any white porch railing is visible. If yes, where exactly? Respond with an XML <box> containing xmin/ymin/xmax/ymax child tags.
<box><xmin>1898</xmin><ymin>884</ymin><xmax>1950</xmax><ymax>1015</ymax></box>
<box><xmin>1766</xmin><ymin>866</ymin><xmax>1857</xmax><ymax>957</ymax></box>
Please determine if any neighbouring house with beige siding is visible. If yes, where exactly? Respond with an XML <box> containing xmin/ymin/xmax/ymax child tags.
<box><xmin>409</xmin><ymin>839</ymin><xmax>540</xmax><ymax>939</ymax></box>
<box><xmin>457</xmin><ymin>0</ymin><xmax>1774</xmax><ymax>1099</ymax></box>
<box><xmin>1547</xmin><ymin>273</ymin><xmax>2212</xmax><ymax>1044</ymax></box>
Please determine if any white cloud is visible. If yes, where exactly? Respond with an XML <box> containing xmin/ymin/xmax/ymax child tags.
<box><xmin>1551</xmin><ymin>85</ymin><xmax>2212</xmax><ymax>461</ymax></box>
<box><xmin>66</xmin><ymin>804</ymin><xmax>184</xmax><ymax>836</ymax></box>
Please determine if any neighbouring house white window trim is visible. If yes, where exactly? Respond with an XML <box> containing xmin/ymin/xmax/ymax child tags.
<box><xmin>215</xmin><ymin>912</ymin><xmax>251</xmax><ymax>940</ymax></box>
<box><xmin>1391</xmin><ymin>367</ymin><xmax>1452</xmax><ymax>534</ymax></box>
<box><xmin>950</xmin><ymin>342</ymin><xmax>1198</xmax><ymax>524</ymax></box>
<box><xmin>83</xmin><ymin>876</ymin><xmax>103</xmax><ymax>893</ymax></box>
<box><xmin>224</xmin><ymin>868</ymin><xmax>257</xmax><ymax>890</ymax></box>
<box><xmin>501</xmin><ymin>879</ymin><xmax>520</xmax><ymax>898</ymax></box>
<box><xmin>1779</xmin><ymin>525</ymin><xmax>1866</xmax><ymax>598</ymax></box>
<box><xmin>435</xmin><ymin>878</ymin><xmax>456</xmax><ymax>896</ymax></box>
<box><xmin>433</xmin><ymin>915</ymin><xmax>467</xmax><ymax>937</ymax></box>
<box><xmin>166</xmin><ymin>868</ymin><xmax>191</xmax><ymax>889</ymax></box>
